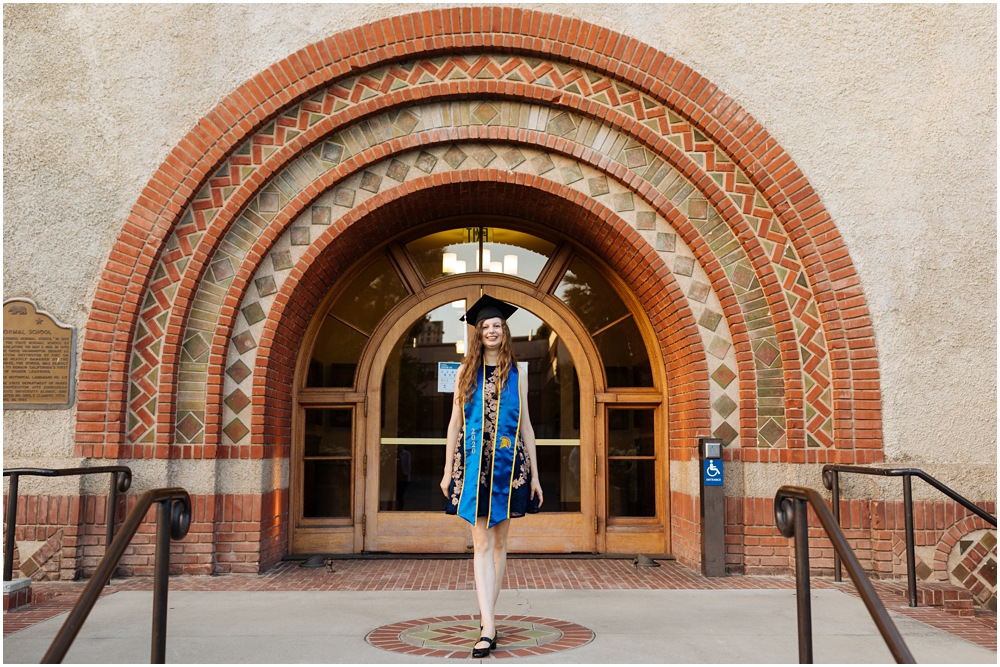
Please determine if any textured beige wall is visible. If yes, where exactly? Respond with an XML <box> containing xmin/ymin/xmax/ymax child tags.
<box><xmin>4</xmin><ymin>5</ymin><xmax>996</xmax><ymax>497</ymax></box>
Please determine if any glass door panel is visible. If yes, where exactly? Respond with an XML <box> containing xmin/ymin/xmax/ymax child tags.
<box><xmin>302</xmin><ymin>407</ymin><xmax>353</xmax><ymax>517</ymax></box>
<box><xmin>606</xmin><ymin>408</ymin><xmax>657</xmax><ymax>518</ymax></box>
<box><xmin>507</xmin><ymin>308</ymin><xmax>581</xmax><ymax>513</ymax></box>
<box><xmin>379</xmin><ymin>301</ymin><xmax>466</xmax><ymax>511</ymax></box>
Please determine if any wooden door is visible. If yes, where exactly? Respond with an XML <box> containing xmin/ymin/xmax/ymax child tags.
<box><xmin>362</xmin><ymin>280</ymin><xmax>598</xmax><ymax>553</ymax></box>
<box><xmin>289</xmin><ymin>219</ymin><xmax>670</xmax><ymax>556</ymax></box>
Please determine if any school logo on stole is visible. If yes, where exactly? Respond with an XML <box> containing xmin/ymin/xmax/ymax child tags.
<box><xmin>498</xmin><ymin>435</ymin><xmax>512</xmax><ymax>449</ymax></box>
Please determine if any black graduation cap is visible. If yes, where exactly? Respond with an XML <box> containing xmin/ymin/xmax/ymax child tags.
<box><xmin>460</xmin><ymin>294</ymin><xmax>518</xmax><ymax>324</ymax></box>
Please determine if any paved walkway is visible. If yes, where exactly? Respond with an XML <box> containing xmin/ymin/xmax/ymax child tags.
<box><xmin>4</xmin><ymin>560</ymin><xmax>996</xmax><ymax>663</ymax></box>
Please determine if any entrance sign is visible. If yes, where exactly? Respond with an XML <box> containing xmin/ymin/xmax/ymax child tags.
<box><xmin>437</xmin><ymin>362</ymin><xmax>461</xmax><ymax>393</ymax></box>
<box><xmin>703</xmin><ymin>459</ymin><xmax>724</xmax><ymax>487</ymax></box>
<box><xmin>3</xmin><ymin>298</ymin><xmax>76</xmax><ymax>409</ymax></box>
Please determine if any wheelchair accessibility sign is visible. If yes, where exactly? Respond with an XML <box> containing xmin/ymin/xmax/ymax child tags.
<box><xmin>703</xmin><ymin>459</ymin><xmax>724</xmax><ymax>486</ymax></box>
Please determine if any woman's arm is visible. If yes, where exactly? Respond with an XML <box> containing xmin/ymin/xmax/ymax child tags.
<box><xmin>440</xmin><ymin>366</ymin><xmax>465</xmax><ymax>498</ymax></box>
<box><xmin>520</xmin><ymin>371</ymin><xmax>543</xmax><ymax>507</ymax></box>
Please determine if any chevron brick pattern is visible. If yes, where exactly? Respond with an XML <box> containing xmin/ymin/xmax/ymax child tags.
<box><xmin>125</xmin><ymin>55</ymin><xmax>831</xmax><ymax>453</ymax></box>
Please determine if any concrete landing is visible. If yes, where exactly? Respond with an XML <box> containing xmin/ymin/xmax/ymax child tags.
<box><xmin>4</xmin><ymin>589</ymin><xmax>995</xmax><ymax>664</ymax></box>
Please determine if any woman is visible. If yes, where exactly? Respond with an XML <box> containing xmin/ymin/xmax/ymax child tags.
<box><xmin>440</xmin><ymin>295</ymin><xmax>543</xmax><ymax>658</ymax></box>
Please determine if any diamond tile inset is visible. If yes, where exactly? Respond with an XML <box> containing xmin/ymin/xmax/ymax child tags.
<box><xmin>443</xmin><ymin>145</ymin><xmax>467</xmax><ymax>169</ymax></box>
<box><xmin>711</xmin><ymin>364</ymin><xmax>737</xmax><ymax>389</ymax></box>
<box><xmin>224</xmin><ymin>389</ymin><xmax>251</xmax><ymax>414</ymax></box>
<box><xmin>226</xmin><ymin>360</ymin><xmax>252</xmax><ymax>384</ymax></box>
<box><xmin>223</xmin><ymin>418</ymin><xmax>250</xmax><ymax>443</ymax></box>
<box><xmin>313</xmin><ymin>204</ymin><xmax>333</xmax><ymax>225</ymax></box>
<box><xmin>232</xmin><ymin>332</ymin><xmax>257</xmax><ymax>355</ymax></box>
<box><xmin>713</xmin><ymin>421</ymin><xmax>739</xmax><ymax>446</ymax></box>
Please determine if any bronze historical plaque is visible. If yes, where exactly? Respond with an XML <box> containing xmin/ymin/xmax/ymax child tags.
<box><xmin>3</xmin><ymin>299</ymin><xmax>76</xmax><ymax>409</ymax></box>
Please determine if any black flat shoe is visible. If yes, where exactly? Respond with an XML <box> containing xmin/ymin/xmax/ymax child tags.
<box><xmin>472</xmin><ymin>634</ymin><xmax>497</xmax><ymax>658</ymax></box>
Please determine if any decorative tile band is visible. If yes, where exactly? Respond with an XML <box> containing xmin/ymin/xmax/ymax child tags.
<box><xmin>121</xmin><ymin>53</ymin><xmax>831</xmax><ymax>452</ymax></box>
<box><xmin>216</xmin><ymin>143</ymin><xmax>741</xmax><ymax>449</ymax></box>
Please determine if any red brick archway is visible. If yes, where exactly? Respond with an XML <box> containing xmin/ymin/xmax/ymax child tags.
<box><xmin>78</xmin><ymin>7</ymin><xmax>879</xmax><ymax>460</ymax></box>
<box><xmin>247</xmin><ymin>172</ymin><xmax>712</xmax><ymax>565</ymax></box>
<box><xmin>66</xmin><ymin>7</ymin><xmax>883</xmax><ymax>576</ymax></box>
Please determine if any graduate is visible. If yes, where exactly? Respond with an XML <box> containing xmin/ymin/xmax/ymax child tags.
<box><xmin>439</xmin><ymin>295</ymin><xmax>543</xmax><ymax>658</ymax></box>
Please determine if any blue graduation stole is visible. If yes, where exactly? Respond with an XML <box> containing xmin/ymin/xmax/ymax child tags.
<box><xmin>456</xmin><ymin>362</ymin><xmax>522</xmax><ymax>528</ymax></box>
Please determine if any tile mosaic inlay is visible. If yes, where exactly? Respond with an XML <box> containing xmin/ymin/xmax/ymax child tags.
<box><xmin>948</xmin><ymin>529</ymin><xmax>997</xmax><ymax>612</ymax></box>
<box><xmin>366</xmin><ymin>614</ymin><xmax>594</xmax><ymax>659</ymax></box>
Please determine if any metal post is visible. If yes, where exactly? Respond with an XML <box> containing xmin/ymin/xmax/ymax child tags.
<box><xmin>151</xmin><ymin>500</ymin><xmax>171</xmax><ymax>664</ymax></box>
<box><xmin>830</xmin><ymin>471</ymin><xmax>841</xmax><ymax>583</ymax></box>
<box><xmin>793</xmin><ymin>498</ymin><xmax>813</xmax><ymax>664</ymax></box>
<box><xmin>902</xmin><ymin>474</ymin><xmax>917</xmax><ymax>607</ymax></box>
<box><xmin>106</xmin><ymin>473</ymin><xmax>118</xmax><ymax>559</ymax></box>
<box><xmin>699</xmin><ymin>438</ymin><xmax>726</xmax><ymax>577</ymax></box>
<box><xmin>4</xmin><ymin>474</ymin><xmax>19</xmax><ymax>581</ymax></box>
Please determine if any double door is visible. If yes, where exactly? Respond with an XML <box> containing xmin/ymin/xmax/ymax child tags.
<box><xmin>292</xmin><ymin>276</ymin><xmax>667</xmax><ymax>555</ymax></box>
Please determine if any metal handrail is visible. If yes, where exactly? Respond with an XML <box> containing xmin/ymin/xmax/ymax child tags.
<box><xmin>3</xmin><ymin>466</ymin><xmax>133</xmax><ymax>581</ymax></box>
<box><xmin>41</xmin><ymin>488</ymin><xmax>191</xmax><ymax>664</ymax></box>
<box><xmin>775</xmin><ymin>486</ymin><xmax>915</xmax><ymax>664</ymax></box>
<box><xmin>823</xmin><ymin>465</ymin><xmax>997</xmax><ymax>607</ymax></box>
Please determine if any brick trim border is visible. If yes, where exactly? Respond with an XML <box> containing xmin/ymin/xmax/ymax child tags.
<box><xmin>77</xmin><ymin>7</ymin><xmax>880</xmax><ymax>460</ymax></box>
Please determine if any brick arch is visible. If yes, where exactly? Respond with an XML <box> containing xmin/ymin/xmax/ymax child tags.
<box><xmin>79</xmin><ymin>7</ymin><xmax>879</xmax><ymax>465</ymax></box>
<box><xmin>197</xmin><ymin>133</ymin><xmax>757</xmax><ymax>455</ymax></box>
<box><xmin>253</xmin><ymin>171</ymin><xmax>709</xmax><ymax>458</ymax></box>
<box><xmin>155</xmin><ymin>88</ymin><xmax>796</xmax><ymax>454</ymax></box>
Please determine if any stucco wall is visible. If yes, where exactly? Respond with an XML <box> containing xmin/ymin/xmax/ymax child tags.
<box><xmin>4</xmin><ymin>4</ymin><xmax>996</xmax><ymax>497</ymax></box>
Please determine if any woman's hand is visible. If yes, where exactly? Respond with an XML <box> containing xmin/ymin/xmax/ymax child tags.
<box><xmin>530</xmin><ymin>478</ymin><xmax>543</xmax><ymax>508</ymax></box>
<box><xmin>440</xmin><ymin>471</ymin><xmax>451</xmax><ymax>498</ymax></box>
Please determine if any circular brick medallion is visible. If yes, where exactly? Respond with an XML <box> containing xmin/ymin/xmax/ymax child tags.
<box><xmin>366</xmin><ymin>614</ymin><xmax>594</xmax><ymax>659</ymax></box>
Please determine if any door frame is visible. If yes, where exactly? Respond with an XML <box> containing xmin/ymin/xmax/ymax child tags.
<box><xmin>288</xmin><ymin>216</ymin><xmax>670</xmax><ymax>555</ymax></box>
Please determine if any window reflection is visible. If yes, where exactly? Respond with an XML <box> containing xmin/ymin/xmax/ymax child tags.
<box><xmin>555</xmin><ymin>258</ymin><xmax>629</xmax><ymax>333</ymax></box>
<box><xmin>593</xmin><ymin>316</ymin><xmax>654</xmax><ymax>387</ymax></box>
<box><xmin>330</xmin><ymin>256</ymin><xmax>408</xmax><ymax>335</ymax></box>
<box><xmin>307</xmin><ymin>254</ymin><xmax>408</xmax><ymax>388</ymax></box>
<box><xmin>557</xmin><ymin>258</ymin><xmax>654</xmax><ymax>387</ymax></box>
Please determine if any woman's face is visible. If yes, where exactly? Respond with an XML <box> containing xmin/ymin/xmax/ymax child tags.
<box><xmin>479</xmin><ymin>317</ymin><xmax>504</xmax><ymax>350</ymax></box>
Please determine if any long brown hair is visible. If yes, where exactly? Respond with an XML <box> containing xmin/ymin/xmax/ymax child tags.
<box><xmin>456</xmin><ymin>318</ymin><xmax>517</xmax><ymax>403</ymax></box>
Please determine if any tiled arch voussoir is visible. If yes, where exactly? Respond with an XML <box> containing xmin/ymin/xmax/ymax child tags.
<box><xmin>144</xmin><ymin>88</ymin><xmax>815</xmax><ymax>457</ymax></box>
<box><xmin>79</xmin><ymin>8</ymin><xmax>879</xmax><ymax>465</ymax></box>
<box><xmin>210</xmin><ymin>145</ymin><xmax>744</xmax><ymax>457</ymax></box>
<box><xmin>153</xmin><ymin>77</ymin><xmax>804</xmax><ymax>449</ymax></box>
<box><xmin>248</xmin><ymin>169</ymin><xmax>713</xmax><ymax>458</ymax></box>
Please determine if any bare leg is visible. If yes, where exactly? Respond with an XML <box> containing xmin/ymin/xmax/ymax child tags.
<box><xmin>471</xmin><ymin>517</ymin><xmax>497</xmax><ymax>649</ymax></box>
<box><xmin>492</xmin><ymin>519</ymin><xmax>511</xmax><ymax>609</ymax></box>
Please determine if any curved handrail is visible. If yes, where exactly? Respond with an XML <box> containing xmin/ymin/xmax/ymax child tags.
<box><xmin>775</xmin><ymin>485</ymin><xmax>915</xmax><ymax>664</ymax></box>
<box><xmin>3</xmin><ymin>466</ymin><xmax>132</xmax><ymax>581</ymax></box>
<box><xmin>41</xmin><ymin>487</ymin><xmax>191</xmax><ymax>664</ymax></box>
<box><xmin>822</xmin><ymin>465</ymin><xmax>995</xmax><ymax>607</ymax></box>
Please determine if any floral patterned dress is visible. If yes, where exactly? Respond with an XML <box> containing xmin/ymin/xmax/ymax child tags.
<box><xmin>447</xmin><ymin>366</ymin><xmax>531</xmax><ymax>518</ymax></box>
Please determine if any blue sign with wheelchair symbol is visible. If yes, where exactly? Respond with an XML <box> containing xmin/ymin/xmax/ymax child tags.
<box><xmin>703</xmin><ymin>459</ymin><xmax>724</xmax><ymax>486</ymax></box>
